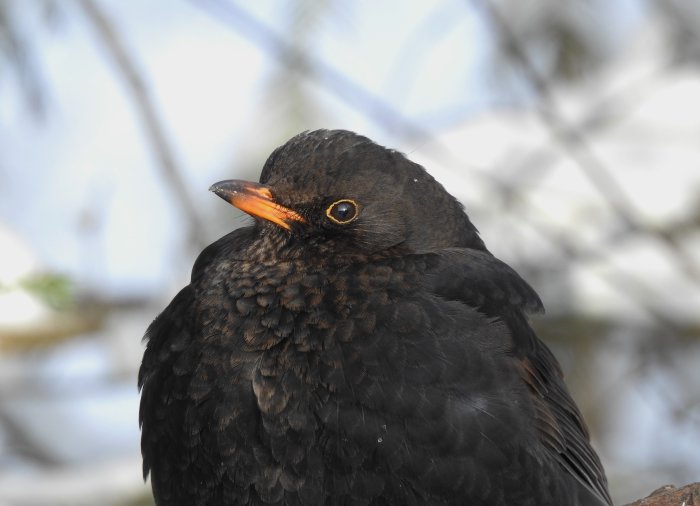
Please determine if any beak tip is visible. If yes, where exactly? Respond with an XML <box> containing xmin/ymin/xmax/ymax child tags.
<box><xmin>209</xmin><ymin>181</ymin><xmax>234</xmax><ymax>200</ymax></box>
<box><xmin>209</xmin><ymin>181</ymin><xmax>224</xmax><ymax>193</ymax></box>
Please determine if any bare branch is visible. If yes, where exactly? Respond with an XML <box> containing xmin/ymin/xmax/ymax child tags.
<box><xmin>624</xmin><ymin>483</ymin><xmax>700</xmax><ymax>506</ymax></box>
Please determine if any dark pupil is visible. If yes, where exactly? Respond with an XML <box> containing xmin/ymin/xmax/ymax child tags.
<box><xmin>332</xmin><ymin>202</ymin><xmax>354</xmax><ymax>221</ymax></box>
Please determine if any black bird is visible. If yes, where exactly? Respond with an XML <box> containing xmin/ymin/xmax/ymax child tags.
<box><xmin>139</xmin><ymin>129</ymin><xmax>612</xmax><ymax>506</ymax></box>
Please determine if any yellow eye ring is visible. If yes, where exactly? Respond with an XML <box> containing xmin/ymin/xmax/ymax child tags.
<box><xmin>326</xmin><ymin>199</ymin><xmax>359</xmax><ymax>224</ymax></box>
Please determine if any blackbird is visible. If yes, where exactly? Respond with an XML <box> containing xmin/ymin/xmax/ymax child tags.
<box><xmin>139</xmin><ymin>129</ymin><xmax>612</xmax><ymax>506</ymax></box>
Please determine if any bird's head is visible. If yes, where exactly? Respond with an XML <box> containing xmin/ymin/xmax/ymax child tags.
<box><xmin>210</xmin><ymin>129</ymin><xmax>486</xmax><ymax>256</ymax></box>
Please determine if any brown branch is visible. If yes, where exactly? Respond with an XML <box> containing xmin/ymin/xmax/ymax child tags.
<box><xmin>625</xmin><ymin>483</ymin><xmax>700</xmax><ymax>506</ymax></box>
<box><xmin>78</xmin><ymin>0</ymin><xmax>208</xmax><ymax>250</ymax></box>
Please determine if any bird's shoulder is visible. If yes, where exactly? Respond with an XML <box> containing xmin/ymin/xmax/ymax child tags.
<box><xmin>417</xmin><ymin>247</ymin><xmax>543</xmax><ymax>315</ymax></box>
<box><xmin>417</xmin><ymin>247</ymin><xmax>611</xmax><ymax>505</ymax></box>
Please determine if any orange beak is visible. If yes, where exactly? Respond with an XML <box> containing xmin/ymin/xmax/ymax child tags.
<box><xmin>209</xmin><ymin>180</ymin><xmax>305</xmax><ymax>231</ymax></box>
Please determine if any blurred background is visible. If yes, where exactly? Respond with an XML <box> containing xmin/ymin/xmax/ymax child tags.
<box><xmin>0</xmin><ymin>0</ymin><xmax>699</xmax><ymax>504</ymax></box>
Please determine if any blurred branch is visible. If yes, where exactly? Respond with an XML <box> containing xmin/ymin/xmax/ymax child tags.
<box><xmin>519</xmin><ymin>215</ymin><xmax>686</xmax><ymax>332</ymax></box>
<box><xmin>472</xmin><ymin>0</ymin><xmax>643</xmax><ymax>230</ymax></box>
<box><xmin>190</xmin><ymin>0</ymin><xmax>435</xmax><ymax>144</ymax></box>
<box><xmin>499</xmin><ymin>60</ymin><xmax>674</xmax><ymax>191</ymax></box>
<box><xmin>653</xmin><ymin>0</ymin><xmax>700</xmax><ymax>64</ymax></box>
<box><xmin>0</xmin><ymin>2</ymin><xmax>48</xmax><ymax>118</ymax></box>
<box><xmin>78</xmin><ymin>0</ymin><xmax>208</xmax><ymax>250</ymax></box>
<box><xmin>0</xmin><ymin>408</ymin><xmax>61</xmax><ymax>467</ymax></box>
<box><xmin>472</xmin><ymin>0</ymin><xmax>700</xmax><ymax>287</ymax></box>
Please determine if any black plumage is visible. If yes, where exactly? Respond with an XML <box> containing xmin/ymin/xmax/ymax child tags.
<box><xmin>139</xmin><ymin>129</ymin><xmax>612</xmax><ymax>506</ymax></box>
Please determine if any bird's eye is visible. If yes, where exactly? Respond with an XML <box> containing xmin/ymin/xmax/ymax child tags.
<box><xmin>326</xmin><ymin>199</ymin><xmax>359</xmax><ymax>224</ymax></box>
